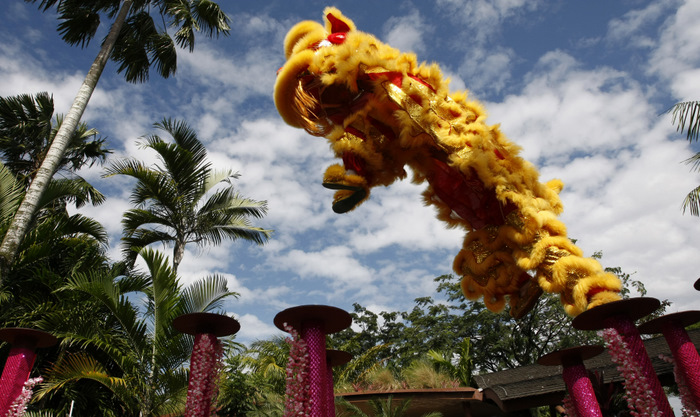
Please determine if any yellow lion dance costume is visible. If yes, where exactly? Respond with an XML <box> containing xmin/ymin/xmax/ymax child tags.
<box><xmin>274</xmin><ymin>8</ymin><xmax>621</xmax><ymax>317</ymax></box>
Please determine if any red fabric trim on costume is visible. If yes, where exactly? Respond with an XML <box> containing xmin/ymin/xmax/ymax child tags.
<box><xmin>342</xmin><ymin>151</ymin><xmax>367</xmax><ymax>178</ymax></box>
<box><xmin>428</xmin><ymin>157</ymin><xmax>513</xmax><ymax>230</ymax></box>
<box><xmin>368</xmin><ymin>117</ymin><xmax>396</xmax><ymax>141</ymax></box>
<box><xmin>366</xmin><ymin>72</ymin><xmax>403</xmax><ymax>88</ymax></box>
<box><xmin>345</xmin><ymin>126</ymin><xmax>366</xmax><ymax>140</ymax></box>
<box><xmin>587</xmin><ymin>288</ymin><xmax>607</xmax><ymax>300</ymax></box>
<box><xmin>407</xmin><ymin>74</ymin><xmax>435</xmax><ymax>92</ymax></box>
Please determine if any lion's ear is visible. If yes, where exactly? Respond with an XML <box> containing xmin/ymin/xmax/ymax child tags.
<box><xmin>284</xmin><ymin>20</ymin><xmax>325</xmax><ymax>58</ymax></box>
<box><xmin>323</xmin><ymin>7</ymin><xmax>356</xmax><ymax>33</ymax></box>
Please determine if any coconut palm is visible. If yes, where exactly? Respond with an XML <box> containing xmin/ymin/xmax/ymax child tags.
<box><xmin>34</xmin><ymin>248</ymin><xmax>237</xmax><ymax>416</ymax></box>
<box><xmin>0</xmin><ymin>162</ymin><xmax>108</xmax><ymax>321</ymax></box>
<box><xmin>0</xmin><ymin>0</ymin><xmax>231</xmax><ymax>274</ymax></box>
<box><xmin>667</xmin><ymin>100</ymin><xmax>700</xmax><ymax>216</ymax></box>
<box><xmin>0</xmin><ymin>91</ymin><xmax>110</xmax><ymax>283</ymax></box>
<box><xmin>105</xmin><ymin>118</ymin><xmax>272</xmax><ymax>274</ymax></box>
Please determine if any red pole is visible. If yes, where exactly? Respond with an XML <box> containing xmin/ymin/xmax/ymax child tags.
<box><xmin>562</xmin><ymin>362</ymin><xmax>603</xmax><ymax>417</ymax></box>
<box><xmin>302</xmin><ymin>320</ymin><xmax>328</xmax><ymax>417</ymax></box>
<box><xmin>604</xmin><ymin>315</ymin><xmax>674</xmax><ymax>417</ymax></box>
<box><xmin>0</xmin><ymin>346</ymin><xmax>36</xmax><ymax>416</ymax></box>
<box><xmin>0</xmin><ymin>328</ymin><xmax>56</xmax><ymax>416</ymax></box>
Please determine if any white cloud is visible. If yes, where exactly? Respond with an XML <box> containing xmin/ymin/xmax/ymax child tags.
<box><xmin>0</xmin><ymin>44</ymin><xmax>84</xmax><ymax>114</ymax></box>
<box><xmin>458</xmin><ymin>46</ymin><xmax>515</xmax><ymax>96</ymax></box>
<box><xmin>648</xmin><ymin>0</ymin><xmax>700</xmax><ymax>100</ymax></box>
<box><xmin>383</xmin><ymin>10</ymin><xmax>431</xmax><ymax>55</ymax></box>
<box><xmin>606</xmin><ymin>1</ymin><xmax>674</xmax><ymax>48</ymax></box>
<box><xmin>436</xmin><ymin>0</ymin><xmax>544</xmax><ymax>43</ymax></box>
<box><xmin>176</xmin><ymin>42</ymin><xmax>279</xmax><ymax>105</ymax></box>
<box><xmin>343</xmin><ymin>181</ymin><xmax>464</xmax><ymax>253</ymax></box>
<box><xmin>277</xmin><ymin>246</ymin><xmax>374</xmax><ymax>291</ymax></box>
<box><xmin>208</xmin><ymin>119</ymin><xmax>335</xmax><ymax>233</ymax></box>
<box><xmin>489</xmin><ymin>50</ymin><xmax>650</xmax><ymax>165</ymax></box>
<box><xmin>234</xmin><ymin>313</ymin><xmax>285</xmax><ymax>345</ymax></box>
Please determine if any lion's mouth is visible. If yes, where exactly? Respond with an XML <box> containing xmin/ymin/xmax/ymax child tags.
<box><xmin>321</xmin><ymin>181</ymin><xmax>368</xmax><ymax>213</ymax></box>
<box><xmin>293</xmin><ymin>74</ymin><xmax>373</xmax><ymax>137</ymax></box>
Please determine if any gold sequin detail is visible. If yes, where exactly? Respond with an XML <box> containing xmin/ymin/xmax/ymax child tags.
<box><xmin>466</xmin><ymin>240</ymin><xmax>491</xmax><ymax>264</ymax></box>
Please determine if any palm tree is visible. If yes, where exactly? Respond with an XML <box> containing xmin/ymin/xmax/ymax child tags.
<box><xmin>0</xmin><ymin>162</ymin><xmax>109</xmax><ymax>322</ymax></box>
<box><xmin>34</xmin><ymin>248</ymin><xmax>237</xmax><ymax>416</ymax></box>
<box><xmin>0</xmin><ymin>91</ymin><xmax>110</xmax><ymax>284</ymax></box>
<box><xmin>0</xmin><ymin>92</ymin><xmax>109</xmax><ymax>187</ymax></box>
<box><xmin>0</xmin><ymin>0</ymin><xmax>231</xmax><ymax>275</ymax></box>
<box><xmin>104</xmin><ymin>118</ymin><xmax>272</xmax><ymax>274</ymax></box>
<box><xmin>667</xmin><ymin>100</ymin><xmax>700</xmax><ymax>216</ymax></box>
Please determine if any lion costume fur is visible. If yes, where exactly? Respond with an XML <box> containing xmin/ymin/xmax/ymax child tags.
<box><xmin>274</xmin><ymin>8</ymin><xmax>622</xmax><ymax>317</ymax></box>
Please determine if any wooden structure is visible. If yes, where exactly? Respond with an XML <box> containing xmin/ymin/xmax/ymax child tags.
<box><xmin>337</xmin><ymin>329</ymin><xmax>700</xmax><ymax>416</ymax></box>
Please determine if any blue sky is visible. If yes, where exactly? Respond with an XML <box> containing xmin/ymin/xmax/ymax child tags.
<box><xmin>1</xmin><ymin>0</ymin><xmax>699</xmax><ymax>346</ymax></box>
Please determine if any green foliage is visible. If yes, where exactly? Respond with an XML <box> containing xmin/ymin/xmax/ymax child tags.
<box><xmin>337</xmin><ymin>396</ymin><xmax>442</xmax><ymax>417</ymax></box>
<box><xmin>27</xmin><ymin>0</ymin><xmax>231</xmax><ymax>83</ymax></box>
<box><xmin>104</xmin><ymin>118</ymin><xmax>272</xmax><ymax>272</ymax></box>
<box><xmin>217</xmin><ymin>337</ymin><xmax>288</xmax><ymax>417</ymax></box>
<box><xmin>401</xmin><ymin>360</ymin><xmax>458</xmax><ymax>389</ymax></box>
<box><xmin>666</xmin><ymin>100</ymin><xmax>700</xmax><ymax>216</ymax></box>
<box><xmin>332</xmin><ymin>261</ymin><xmax>653</xmax><ymax>382</ymax></box>
<box><xmin>30</xmin><ymin>248</ymin><xmax>237</xmax><ymax>416</ymax></box>
<box><xmin>426</xmin><ymin>337</ymin><xmax>473</xmax><ymax>387</ymax></box>
<box><xmin>0</xmin><ymin>92</ymin><xmax>110</xmax><ymax>187</ymax></box>
<box><xmin>668</xmin><ymin>101</ymin><xmax>700</xmax><ymax>143</ymax></box>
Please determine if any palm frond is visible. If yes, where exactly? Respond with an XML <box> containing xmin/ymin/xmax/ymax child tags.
<box><xmin>120</xmin><ymin>228</ymin><xmax>175</xmax><ymax>266</ymax></box>
<box><xmin>682</xmin><ymin>184</ymin><xmax>700</xmax><ymax>217</ymax></box>
<box><xmin>138</xmin><ymin>248</ymin><xmax>182</xmax><ymax>343</ymax></box>
<box><xmin>111</xmin><ymin>11</ymin><xmax>157</xmax><ymax>83</ymax></box>
<box><xmin>41</xmin><ymin>177</ymin><xmax>106</xmax><ymax>208</ymax></box>
<box><xmin>335</xmin><ymin>344</ymin><xmax>393</xmax><ymax>389</ymax></box>
<box><xmin>667</xmin><ymin>100</ymin><xmax>700</xmax><ymax>142</ymax></box>
<box><xmin>122</xmin><ymin>208</ymin><xmax>176</xmax><ymax>235</ymax></box>
<box><xmin>198</xmin><ymin>186</ymin><xmax>269</xmax><ymax>219</ymax></box>
<box><xmin>55</xmin><ymin>2</ymin><xmax>101</xmax><ymax>48</ymax></box>
<box><xmin>202</xmin><ymin>168</ymin><xmax>240</xmax><ymax>194</ymax></box>
<box><xmin>0</xmin><ymin>163</ymin><xmax>23</xmax><ymax>224</ymax></box>
<box><xmin>52</xmin><ymin>114</ymin><xmax>110</xmax><ymax>171</ymax></box>
<box><xmin>191</xmin><ymin>0</ymin><xmax>231</xmax><ymax>37</ymax></box>
<box><xmin>35</xmin><ymin>352</ymin><xmax>129</xmax><ymax>403</ymax></box>
<box><xmin>60</xmin><ymin>269</ymin><xmax>150</xmax><ymax>357</ymax></box>
<box><xmin>179</xmin><ymin>274</ymin><xmax>238</xmax><ymax>314</ymax></box>
<box><xmin>198</xmin><ymin>222</ymin><xmax>272</xmax><ymax>246</ymax></box>
<box><xmin>43</xmin><ymin>212</ymin><xmax>108</xmax><ymax>244</ymax></box>
<box><xmin>104</xmin><ymin>159</ymin><xmax>180</xmax><ymax>209</ymax></box>
<box><xmin>684</xmin><ymin>151</ymin><xmax>700</xmax><ymax>172</ymax></box>
<box><xmin>166</xmin><ymin>0</ymin><xmax>230</xmax><ymax>52</ymax></box>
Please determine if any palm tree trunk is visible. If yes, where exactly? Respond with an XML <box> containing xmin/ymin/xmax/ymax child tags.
<box><xmin>173</xmin><ymin>240</ymin><xmax>186</xmax><ymax>275</ymax></box>
<box><xmin>0</xmin><ymin>0</ymin><xmax>133</xmax><ymax>282</ymax></box>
